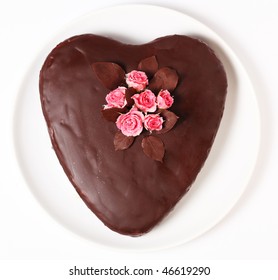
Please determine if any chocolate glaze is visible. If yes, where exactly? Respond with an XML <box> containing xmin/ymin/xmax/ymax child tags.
<box><xmin>39</xmin><ymin>34</ymin><xmax>227</xmax><ymax>236</ymax></box>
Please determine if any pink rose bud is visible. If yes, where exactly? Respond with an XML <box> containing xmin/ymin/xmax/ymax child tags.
<box><xmin>126</xmin><ymin>70</ymin><xmax>148</xmax><ymax>91</ymax></box>
<box><xmin>144</xmin><ymin>114</ymin><xmax>164</xmax><ymax>132</ymax></box>
<box><xmin>104</xmin><ymin>87</ymin><xmax>127</xmax><ymax>109</ymax></box>
<box><xmin>157</xmin><ymin>89</ymin><xmax>174</xmax><ymax>109</ymax></box>
<box><xmin>116</xmin><ymin>109</ymin><xmax>144</xmax><ymax>137</ymax></box>
<box><xmin>132</xmin><ymin>89</ymin><xmax>157</xmax><ymax>113</ymax></box>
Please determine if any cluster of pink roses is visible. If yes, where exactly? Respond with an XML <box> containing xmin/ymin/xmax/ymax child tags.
<box><xmin>104</xmin><ymin>70</ymin><xmax>174</xmax><ymax>137</ymax></box>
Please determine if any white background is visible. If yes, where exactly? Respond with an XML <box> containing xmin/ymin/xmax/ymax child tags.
<box><xmin>0</xmin><ymin>0</ymin><xmax>277</xmax><ymax>263</ymax></box>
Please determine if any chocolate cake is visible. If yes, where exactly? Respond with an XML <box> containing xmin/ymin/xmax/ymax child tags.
<box><xmin>39</xmin><ymin>34</ymin><xmax>227</xmax><ymax>236</ymax></box>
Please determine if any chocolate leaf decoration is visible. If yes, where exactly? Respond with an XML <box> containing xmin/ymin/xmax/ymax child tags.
<box><xmin>125</xmin><ymin>87</ymin><xmax>137</xmax><ymax>107</ymax></box>
<box><xmin>114</xmin><ymin>131</ymin><xmax>134</xmax><ymax>151</ymax></box>
<box><xmin>149</xmin><ymin>67</ymin><xmax>178</xmax><ymax>92</ymax></box>
<box><xmin>102</xmin><ymin>107</ymin><xmax>126</xmax><ymax>122</ymax></box>
<box><xmin>92</xmin><ymin>62</ymin><xmax>125</xmax><ymax>90</ymax></box>
<box><xmin>156</xmin><ymin>110</ymin><xmax>179</xmax><ymax>134</ymax></box>
<box><xmin>141</xmin><ymin>135</ymin><xmax>165</xmax><ymax>162</ymax></box>
<box><xmin>138</xmin><ymin>56</ymin><xmax>158</xmax><ymax>77</ymax></box>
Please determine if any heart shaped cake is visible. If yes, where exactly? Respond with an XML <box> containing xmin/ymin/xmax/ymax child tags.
<box><xmin>39</xmin><ymin>34</ymin><xmax>227</xmax><ymax>236</ymax></box>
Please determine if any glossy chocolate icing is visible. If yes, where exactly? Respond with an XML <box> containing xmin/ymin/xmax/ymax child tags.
<box><xmin>39</xmin><ymin>34</ymin><xmax>227</xmax><ymax>236</ymax></box>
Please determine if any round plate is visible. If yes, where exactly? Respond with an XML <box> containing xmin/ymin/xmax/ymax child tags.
<box><xmin>13</xmin><ymin>5</ymin><xmax>260</xmax><ymax>251</ymax></box>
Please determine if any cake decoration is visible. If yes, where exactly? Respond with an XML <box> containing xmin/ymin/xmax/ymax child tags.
<box><xmin>116</xmin><ymin>107</ymin><xmax>145</xmax><ymax>137</ymax></box>
<box><xmin>104</xmin><ymin>87</ymin><xmax>127</xmax><ymax>109</ymax></box>
<box><xmin>131</xmin><ymin>89</ymin><xmax>157</xmax><ymax>113</ymax></box>
<box><xmin>94</xmin><ymin>56</ymin><xmax>179</xmax><ymax>161</ymax></box>
<box><xmin>126</xmin><ymin>70</ymin><xmax>148</xmax><ymax>91</ymax></box>
<box><xmin>143</xmin><ymin>114</ymin><xmax>164</xmax><ymax>131</ymax></box>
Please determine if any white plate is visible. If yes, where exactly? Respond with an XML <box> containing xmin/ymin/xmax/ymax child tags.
<box><xmin>13</xmin><ymin>5</ymin><xmax>260</xmax><ymax>251</ymax></box>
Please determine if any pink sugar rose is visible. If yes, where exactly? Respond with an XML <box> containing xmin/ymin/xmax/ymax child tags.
<box><xmin>116</xmin><ymin>109</ymin><xmax>144</xmax><ymax>137</ymax></box>
<box><xmin>126</xmin><ymin>70</ymin><xmax>148</xmax><ymax>91</ymax></box>
<box><xmin>104</xmin><ymin>87</ymin><xmax>127</xmax><ymax>109</ymax></box>
<box><xmin>144</xmin><ymin>114</ymin><xmax>164</xmax><ymax>132</ymax></box>
<box><xmin>132</xmin><ymin>89</ymin><xmax>157</xmax><ymax>113</ymax></box>
<box><xmin>157</xmin><ymin>89</ymin><xmax>174</xmax><ymax>109</ymax></box>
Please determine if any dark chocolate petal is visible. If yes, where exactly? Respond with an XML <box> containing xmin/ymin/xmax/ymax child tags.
<box><xmin>92</xmin><ymin>62</ymin><xmax>125</xmax><ymax>90</ymax></box>
<box><xmin>114</xmin><ymin>131</ymin><xmax>135</xmax><ymax>151</ymax></box>
<box><xmin>149</xmin><ymin>67</ymin><xmax>179</xmax><ymax>92</ymax></box>
<box><xmin>125</xmin><ymin>87</ymin><xmax>137</xmax><ymax>107</ymax></box>
<box><xmin>156</xmin><ymin>110</ymin><xmax>179</xmax><ymax>134</ymax></box>
<box><xmin>138</xmin><ymin>56</ymin><xmax>158</xmax><ymax>77</ymax></box>
<box><xmin>102</xmin><ymin>107</ymin><xmax>126</xmax><ymax>122</ymax></box>
<box><xmin>141</xmin><ymin>136</ymin><xmax>165</xmax><ymax>162</ymax></box>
